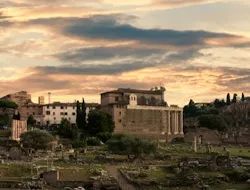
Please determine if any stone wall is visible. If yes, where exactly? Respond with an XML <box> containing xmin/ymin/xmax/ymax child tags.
<box><xmin>42</xmin><ymin>170</ymin><xmax>59</xmax><ymax>186</ymax></box>
<box><xmin>184</xmin><ymin>128</ymin><xmax>222</xmax><ymax>145</ymax></box>
<box><xmin>115</xmin><ymin>108</ymin><xmax>183</xmax><ymax>141</ymax></box>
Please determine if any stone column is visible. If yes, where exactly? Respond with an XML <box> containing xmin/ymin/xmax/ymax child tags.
<box><xmin>193</xmin><ymin>136</ymin><xmax>197</xmax><ymax>152</ymax></box>
<box><xmin>161</xmin><ymin>111</ymin><xmax>167</xmax><ymax>134</ymax></box>
<box><xmin>167</xmin><ymin>111</ymin><xmax>171</xmax><ymax>135</ymax></box>
<box><xmin>174</xmin><ymin>111</ymin><xmax>178</xmax><ymax>134</ymax></box>
<box><xmin>171</xmin><ymin>112</ymin><xmax>175</xmax><ymax>134</ymax></box>
<box><xmin>180</xmin><ymin>111</ymin><xmax>184</xmax><ymax>135</ymax></box>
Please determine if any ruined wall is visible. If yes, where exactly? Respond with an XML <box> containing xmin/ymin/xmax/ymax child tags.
<box><xmin>19</xmin><ymin>105</ymin><xmax>43</xmax><ymax>124</ymax></box>
<box><xmin>11</xmin><ymin>120</ymin><xmax>27</xmax><ymax>141</ymax></box>
<box><xmin>184</xmin><ymin>128</ymin><xmax>222</xmax><ymax>145</ymax></box>
<box><xmin>2</xmin><ymin>92</ymin><xmax>32</xmax><ymax>107</ymax></box>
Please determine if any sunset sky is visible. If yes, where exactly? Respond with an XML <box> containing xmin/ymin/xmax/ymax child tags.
<box><xmin>0</xmin><ymin>0</ymin><xmax>250</xmax><ymax>106</ymax></box>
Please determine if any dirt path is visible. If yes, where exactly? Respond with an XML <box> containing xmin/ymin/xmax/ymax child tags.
<box><xmin>107</xmin><ymin>165</ymin><xmax>137</xmax><ymax>190</ymax></box>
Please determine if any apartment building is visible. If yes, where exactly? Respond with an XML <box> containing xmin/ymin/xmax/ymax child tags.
<box><xmin>42</xmin><ymin>102</ymin><xmax>99</xmax><ymax>125</ymax></box>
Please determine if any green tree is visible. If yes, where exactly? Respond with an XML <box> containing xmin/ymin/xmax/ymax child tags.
<box><xmin>72</xmin><ymin>139</ymin><xmax>86</xmax><ymax>148</ymax></box>
<box><xmin>226</xmin><ymin>93</ymin><xmax>231</xmax><ymax>105</ymax></box>
<box><xmin>27</xmin><ymin>115</ymin><xmax>36</xmax><ymax>127</ymax></box>
<box><xmin>82</xmin><ymin>98</ymin><xmax>87</xmax><ymax>130</ymax></box>
<box><xmin>214</xmin><ymin>99</ymin><xmax>226</xmax><ymax>108</ymax></box>
<box><xmin>59</xmin><ymin>118</ymin><xmax>78</xmax><ymax>139</ymax></box>
<box><xmin>76</xmin><ymin>100</ymin><xmax>81</xmax><ymax>128</ymax></box>
<box><xmin>241</xmin><ymin>93</ymin><xmax>245</xmax><ymax>102</ymax></box>
<box><xmin>86</xmin><ymin>110</ymin><xmax>114</xmax><ymax>136</ymax></box>
<box><xmin>0</xmin><ymin>114</ymin><xmax>10</xmax><ymax>126</ymax></box>
<box><xmin>232</xmin><ymin>93</ymin><xmax>237</xmax><ymax>104</ymax></box>
<box><xmin>198</xmin><ymin>114</ymin><xmax>227</xmax><ymax>132</ymax></box>
<box><xmin>0</xmin><ymin>100</ymin><xmax>18</xmax><ymax>109</ymax></box>
<box><xmin>183</xmin><ymin>104</ymin><xmax>199</xmax><ymax>118</ymax></box>
<box><xmin>76</xmin><ymin>99</ymin><xmax>86</xmax><ymax>131</ymax></box>
<box><xmin>107</xmin><ymin>134</ymin><xmax>156</xmax><ymax>159</ymax></box>
<box><xmin>20</xmin><ymin>130</ymin><xmax>54</xmax><ymax>150</ymax></box>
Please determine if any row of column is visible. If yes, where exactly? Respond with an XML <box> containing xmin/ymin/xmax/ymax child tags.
<box><xmin>163</xmin><ymin>111</ymin><xmax>183</xmax><ymax>135</ymax></box>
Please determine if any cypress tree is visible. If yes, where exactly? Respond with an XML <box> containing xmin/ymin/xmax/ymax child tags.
<box><xmin>232</xmin><ymin>93</ymin><xmax>237</xmax><ymax>104</ymax></box>
<box><xmin>76</xmin><ymin>100</ymin><xmax>81</xmax><ymax>128</ymax></box>
<box><xmin>82</xmin><ymin>98</ymin><xmax>87</xmax><ymax>130</ymax></box>
<box><xmin>241</xmin><ymin>93</ymin><xmax>245</xmax><ymax>102</ymax></box>
<box><xmin>226</xmin><ymin>93</ymin><xmax>231</xmax><ymax>105</ymax></box>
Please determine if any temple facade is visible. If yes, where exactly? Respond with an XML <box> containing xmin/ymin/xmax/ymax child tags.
<box><xmin>101</xmin><ymin>87</ymin><xmax>184</xmax><ymax>141</ymax></box>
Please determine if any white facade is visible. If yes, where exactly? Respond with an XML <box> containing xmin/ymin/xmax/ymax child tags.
<box><xmin>41</xmin><ymin>102</ymin><xmax>98</xmax><ymax>125</ymax></box>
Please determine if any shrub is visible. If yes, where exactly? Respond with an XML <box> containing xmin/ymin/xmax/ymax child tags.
<box><xmin>72</xmin><ymin>139</ymin><xmax>86</xmax><ymax>148</ymax></box>
<box><xmin>107</xmin><ymin>134</ymin><xmax>156</xmax><ymax>159</ymax></box>
<box><xmin>86</xmin><ymin>137</ymin><xmax>101</xmax><ymax>146</ymax></box>
<box><xmin>20</xmin><ymin>130</ymin><xmax>54</xmax><ymax>150</ymax></box>
<box><xmin>97</xmin><ymin>132</ymin><xmax>112</xmax><ymax>143</ymax></box>
<box><xmin>171</xmin><ymin>137</ymin><xmax>184</xmax><ymax>144</ymax></box>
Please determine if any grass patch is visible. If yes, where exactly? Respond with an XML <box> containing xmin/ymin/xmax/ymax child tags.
<box><xmin>0</xmin><ymin>164</ymin><xmax>32</xmax><ymax>179</ymax></box>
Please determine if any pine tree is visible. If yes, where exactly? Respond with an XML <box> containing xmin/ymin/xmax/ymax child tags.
<box><xmin>241</xmin><ymin>93</ymin><xmax>245</xmax><ymax>102</ymax></box>
<box><xmin>188</xmin><ymin>99</ymin><xmax>195</xmax><ymax>106</ymax></box>
<box><xmin>226</xmin><ymin>93</ymin><xmax>231</xmax><ymax>105</ymax></box>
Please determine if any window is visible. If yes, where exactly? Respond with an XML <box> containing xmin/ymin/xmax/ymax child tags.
<box><xmin>46</xmin><ymin>121</ymin><xmax>50</xmax><ymax>125</ymax></box>
<box><xmin>33</xmin><ymin>112</ymin><xmax>35</xmax><ymax>115</ymax></box>
<box><xmin>54</xmin><ymin>117</ymin><xmax>56</xmax><ymax>120</ymax></box>
<box><xmin>61</xmin><ymin>106</ymin><xmax>64</xmax><ymax>109</ymax></box>
<box><xmin>65</xmin><ymin>106</ymin><xmax>67</xmax><ymax>109</ymax></box>
<box><xmin>53</xmin><ymin>112</ymin><xmax>55</xmax><ymax>115</ymax></box>
<box><xmin>46</xmin><ymin>111</ymin><xmax>50</xmax><ymax>115</ymax></box>
<box><xmin>65</xmin><ymin>112</ymin><xmax>68</xmax><ymax>116</ymax></box>
<box><xmin>52</xmin><ymin>106</ymin><xmax>56</xmax><ymax>109</ymax></box>
<box><xmin>47</xmin><ymin>106</ymin><xmax>50</xmax><ymax>109</ymax></box>
<box><xmin>72</xmin><ymin>112</ymin><xmax>76</xmax><ymax>116</ymax></box>
<box><xmin>115</xmin><ymin>97</ymin><xmax>119</xmax><ymax>101</ymax></box>
<box><xmin>119</xmin><ymin>119</ymin><xmax>122</xmax><ymax>123</ymax></box>
<box><xmin>119</xmin><ymin>111</ymin><xmax>122</xmax><ymax>115</ymax></box>
<box><xmin>60</xmin><ymin>112</ymin><xmax>64</xmax><ymax>115</ymax></box>
<box><xmin>69</xmin><ymin>117</ymin><xmax>71</xmax><ymax>120</ymax></box>
<box><xmin>73</xmin><ymin>106</ymin><xmax>75</xmax><ymax>109</ymax></box>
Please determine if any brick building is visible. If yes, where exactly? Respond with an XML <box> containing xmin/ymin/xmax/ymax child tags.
<box><xmin>19</xmin><ymin>104</ymin><xmax>43</xmax><ymax>125</ymax></box>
